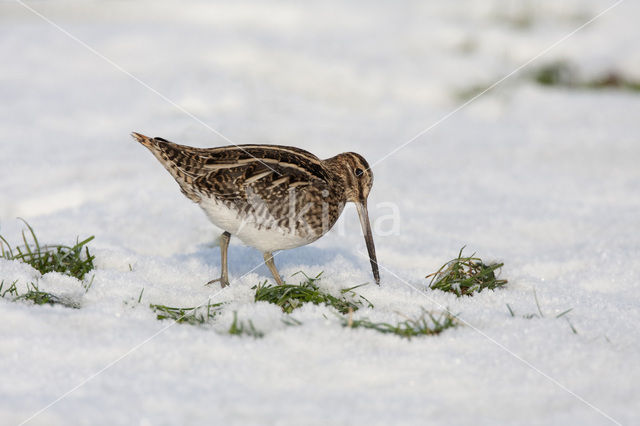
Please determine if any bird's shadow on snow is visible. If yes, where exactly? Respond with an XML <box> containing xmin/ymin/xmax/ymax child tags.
<box><xmin>184</xmin><ymin>243</ymin><xmax>362</xmax><ymax>280</ymax></box>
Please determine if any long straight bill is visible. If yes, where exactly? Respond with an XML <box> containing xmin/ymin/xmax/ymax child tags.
<box><xmin>356</xmin><ymin>200</ymin><xmax>380</xmax><ymax>284</ymax></box>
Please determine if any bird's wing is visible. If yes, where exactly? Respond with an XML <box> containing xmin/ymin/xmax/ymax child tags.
<box><xmin>193</xmin><ymin>150</ymin><xmax>328</xmax><ymax>203</ymax></box>
<box><xmin>134</xmin><ymin>134</ymin><xmax>330</xmax><ymax>203</ymax></box>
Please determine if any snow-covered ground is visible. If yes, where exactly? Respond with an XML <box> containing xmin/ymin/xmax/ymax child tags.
<box><xmin>1</xmin><ymin>1</ymin><xmax>639</xmax><ymax>425</ymax></box>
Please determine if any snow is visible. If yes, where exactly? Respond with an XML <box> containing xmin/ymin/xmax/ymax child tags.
<box><xmin>1</xmin><ymin>1</ymin><xmax>640</xmax><ymax>425</ymax></box>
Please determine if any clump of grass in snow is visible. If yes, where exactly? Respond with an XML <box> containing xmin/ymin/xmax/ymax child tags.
<box><xmin>0</xmin><ymin>220</ymin><xmax>94</xmax><ymax>308</ymax></box>
<box><xmin>0</xmin><ymin>280</ymin><xmax>81</xmax><ymax>309</ymax></box>
<box><xmin>253</xmin><ymin>271</ymin><xmax>373</xmax><ymax>314</ymax></box>
<box><xmin>532</xmin><ymin>61</ymin><xmax>640</xmax><ymax>92</ymax></box>
<box><xmin>533</xmin><ymin>61</ymin><xmax>574</xmax><ymax>87</ymax></box>
<box><xmin>427</xmin><ymin>247</ymin><xmax>507</xmax><ymax>296</ymax></box>
<box><xmin>150</xmin><ymin>300</ymin><xmax>225</xmax><ymax>325</ymax></box>
<box><xmin>0</xmin><ymin>219</ymin><xmax>95</xmax><ymax>281</ymax></box>
<box><xmin>16</xmin><ymin>284</ymin><xmax>81</xmax><ymax>309</ymax></box>
<box><xmin>228</xmin><ymin>311</ymin><xmax>264</xmax><ymax>338</ymax></box>
<box><xmin>342</xmin><ymin>309</ymin><xmax>458</xmax><ymax>340</ymax></box>
<box><xmin>457</xmin><ymin>61</ymin><xmax>640</xmax><ymax>101</ymax></box>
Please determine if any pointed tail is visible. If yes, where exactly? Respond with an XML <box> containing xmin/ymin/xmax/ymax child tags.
<box><xmin>131</xmin><ymin>132</ymin><xmax>154</xmax><ymax>148</ymax></box>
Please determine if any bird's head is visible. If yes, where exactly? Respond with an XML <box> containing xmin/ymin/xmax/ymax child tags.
<box><xmin>327</xmin><ymin>152</ymin><xmax>379</xmax><ymax>285</ymax></box>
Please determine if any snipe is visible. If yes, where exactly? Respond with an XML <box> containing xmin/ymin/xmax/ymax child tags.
<box><xmin>132</xmin><ymin>133</ymin><xmax>380</xmax><ymax>287</ymax></box>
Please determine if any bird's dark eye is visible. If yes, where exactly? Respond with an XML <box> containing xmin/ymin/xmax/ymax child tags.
<box><xmin>355</xmin><ymin>168</ymin><xmax>364</xmax><ymax>177</ymax></box>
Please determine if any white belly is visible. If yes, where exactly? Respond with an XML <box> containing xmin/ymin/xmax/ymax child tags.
<box><xmin>198</xmin><ymin>197</ymin><xmax>316</xmax><ymax>252</ymax></box>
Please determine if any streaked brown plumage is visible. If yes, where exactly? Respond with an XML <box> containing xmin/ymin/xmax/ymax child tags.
<box><xmin>132</xmin><ymin>132</ymin><xmax>380</xmax><ymax>287</ymax></box>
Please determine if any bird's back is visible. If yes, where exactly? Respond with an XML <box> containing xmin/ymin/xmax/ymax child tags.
<box><xmin>132</xmin><ymin>133</ymin><xmax>345</xmax><ymax>246</ymax></box>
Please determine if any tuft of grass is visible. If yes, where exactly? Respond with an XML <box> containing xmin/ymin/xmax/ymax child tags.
<box><xmin>342</xmin><ymin>309</ymin><xmax>458</xmax><ymax>340</ymax></box>
<box><xmin>533</xmin><ymin>61</ymin><xmax>575</xmax><ymax>87</ymax></box>
<box><xmin>228</xmin><ymin>311</ymin><xmax>264</xmax><ymax>338</ymax></box>
<box><xmin>1</xmin><ymin>219</ymin><xmax>95</xmax><ymax>281</ymax></box>
<box><xmin>253</xmin><ymin>272</ymin><xmax>373</xmax><ymax>314</ymax></box>
<box><xmin>532</xmin><ymin>61</ymin><xmax>640</xmax><ymax>92</ymax></box>
<box><xmin>1</xmin><ymin>280</ymin><xmax>80</xmax><ymax>309</ymax></box>
<box><xmin>457</xmin><ymin>62</ymin><xmax>640</xmax><ymax>101</ymax></box>
<box><xmin>12</xmin><ymin>282</ymin><xmax>81</xmax><ymax>309</ymax></box>
<box><xmin>427</xmin><ymin>247</ymin><xmax>507</xmax><ymax>296</ymax></box>
<box><xmin>150</xmin><ymin>300</ymin><xmax>225</xmax><ymax>325</ymax></box>
<box><xmin>584</xmin><ymin>74</ymin><xmax>640</xmax><ymax>92</ymax></box>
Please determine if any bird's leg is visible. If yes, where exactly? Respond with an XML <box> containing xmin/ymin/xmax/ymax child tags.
<box><xmin>263</xmin><ymin>252</ymin><xmax>284</xmax><ymax>285</ymax></box>
<box><xmin>206</xmin><ymin>231</ymin><xmax>231</xmax><ymax>287</ymax></box>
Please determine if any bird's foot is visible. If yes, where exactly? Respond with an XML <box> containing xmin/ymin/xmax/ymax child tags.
<box><xmin>206</xmin><ymin>277</ymin><xmax>230</xmax><ymax>288</ymax></box>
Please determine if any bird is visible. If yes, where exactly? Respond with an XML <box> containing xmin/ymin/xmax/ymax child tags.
<box><xmin>132</xmin><ymin>132</ymin><xmax>380</xmax><ymax>287</ymax></box>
